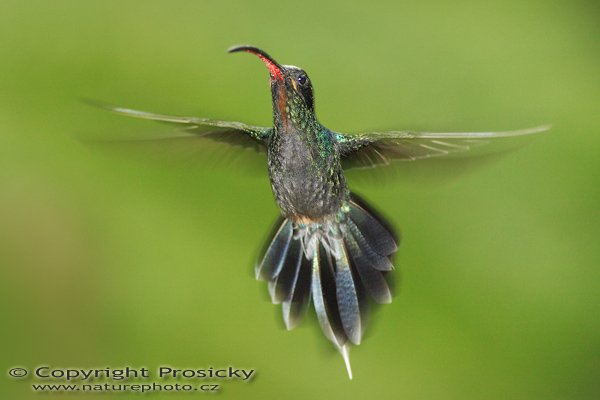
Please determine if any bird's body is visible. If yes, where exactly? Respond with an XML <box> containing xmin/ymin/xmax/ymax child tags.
<box><xmin>268</xmin><ymin>122</ymin><xmax>346</xmax><ymax>220</ymax></box>
<box><xmin>255</xmin><ymin>58</ymin><xmax>392</xmax><ymax>373</ymax></box>
<box><xmin>266</xmin><ymin>63</ymin><xmax>347</xmax><ymax>220</ymax></box>
<box><xmin>91</xmin><ymin>45</ymin><xmax>549</xmax><ymax>380</ymax></box>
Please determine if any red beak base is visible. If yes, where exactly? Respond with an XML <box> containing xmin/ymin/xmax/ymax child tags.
<box><xmin>228</xmin><ymin>45</ymin><xmax>284</xmax><ymax>80</ymax></box>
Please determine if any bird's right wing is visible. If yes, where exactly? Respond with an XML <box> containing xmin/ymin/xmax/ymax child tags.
<box><xmin>84</xmin><ymin>99</ymin><xmax>272</xmax><ymax>152</ymax></box>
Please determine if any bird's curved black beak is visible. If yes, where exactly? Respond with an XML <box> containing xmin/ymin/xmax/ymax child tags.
<box><xmin>228</xmin><ymin>45</ymin><xmax>284</xmax><ymax>80</ymax></box>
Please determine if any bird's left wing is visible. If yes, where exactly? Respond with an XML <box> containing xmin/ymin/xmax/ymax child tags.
<box><xmin>85</xmin><ymin>100</ymin><xmax>272</xmax><ymax>152</ymax></box>
<box><xmin>336</xmin><ymin>125</ymin><xmax>550</xmax><ymax>169</ymax></box>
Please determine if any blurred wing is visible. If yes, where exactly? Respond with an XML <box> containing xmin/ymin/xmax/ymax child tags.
<box><xmin>84</xmin><ymin>99</ymin><xmax>271</xmax><ymax>152</ymax></box>
<box><xmin>337</xmin><ymin>125</ymin><xmax>550</xmax><ymax>170</ymax></box>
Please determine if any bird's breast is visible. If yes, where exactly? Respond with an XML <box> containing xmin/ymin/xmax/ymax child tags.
<box><xmin>267</xmin><ymin>129</ymin><xmax>347</xmax><ymax>220</ymax></box>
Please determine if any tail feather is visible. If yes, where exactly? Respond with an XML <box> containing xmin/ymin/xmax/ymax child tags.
<box><xmin>334</xmin><ymin>241</ymin><xmax>363</xmax><ymax>345</ymax></box>
<box><xmin>257</xmin><ymin>192</ymin><xmax>399</xmax><ymax>379</ymax></box>
<box><xmin>256</xmin><ymin>219</ymin><xmax>293</xmax><ymax>280</ymax></box>
<box><xmin>348</xmin><ymin>197</ymin><xmax>397</xmax><ymax>256</ymax></box>
<box><xmin>341</xmin><ymin>344</ymin><xmax>353</xmax><ymax>380</ymax></box>
<box><xmin>350</xmin><ymin>192</ymin><xmax>399</xmax><ymax>248</ymax></box>
<box><xmin>311</xmin><ymin>244</ymin><xmax>348</xmax><ymax>348</ymax></box>
<box><xmin>268</xmin><ymin>238</ymin><xmax>302</xmax><ymax>303</ymax></box>
<box><xmin>347</xmin><ymin>219</ymin><xmax>394</xmax><ymax>271</ymax></box>
<box><xmin>345</xmin><ymin>231</ymin><xmax>392</xmax><ymax>304</ymax></box>
<box><xmin>281</xmin><ymin>250</ymin><xmax>312</xmax><ymax>329</ymax></box>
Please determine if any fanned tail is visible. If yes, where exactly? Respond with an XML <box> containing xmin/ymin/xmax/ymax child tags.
<box><xmin>256</xmin><ymin>193</ymin><xmax>398</xmax><ymax>379</ymax></box>
<box><xmin>256</xmin><ymin>218</ymin><xmax>312</xmax><ymax>329</ymax></box>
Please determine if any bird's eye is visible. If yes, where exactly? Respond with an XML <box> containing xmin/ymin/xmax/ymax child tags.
<box><xmin>297</xmin><ymin>74</ymin><xmax>307</xmax><ymax>85</ymax></box>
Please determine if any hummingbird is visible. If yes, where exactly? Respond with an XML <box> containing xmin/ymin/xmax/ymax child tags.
<box><xmin>90</xmin><ymin>45</ymin><xmax>549</xmax><ymax>379</ymax></box>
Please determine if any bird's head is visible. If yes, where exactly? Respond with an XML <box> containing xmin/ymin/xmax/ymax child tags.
<box><xmin>229</xmin><ymin>45</ymin><xmax>316</xmax><ymax>128</ymax></box>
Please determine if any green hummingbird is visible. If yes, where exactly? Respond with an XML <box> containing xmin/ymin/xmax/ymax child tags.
<box><xmin>91</xmin><ymin>45</ymin><xmax>549</xmax><ymax>379</ymax></box>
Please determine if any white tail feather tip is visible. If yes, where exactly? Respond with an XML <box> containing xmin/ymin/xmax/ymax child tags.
<box><xmin>341</xmin><ymin>345</ymin><xmax>353</xmax><ymax>380</ymax></box>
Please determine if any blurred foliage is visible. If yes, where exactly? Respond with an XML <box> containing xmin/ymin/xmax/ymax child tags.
<box><xmin>1</xmin><ymin>0</ymin><xmax>599</xmax><ymax>399</ymax></box>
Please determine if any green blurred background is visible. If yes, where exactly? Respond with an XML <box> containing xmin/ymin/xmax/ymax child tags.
<box><xmin>1</xmin><ymin>0</ymin><xmax>599</xmax><ymax>399</ymax></box>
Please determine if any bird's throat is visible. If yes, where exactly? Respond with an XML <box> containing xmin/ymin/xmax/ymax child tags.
<box><xmin>272</xmin><ymin>84</ymin><xmax>289</xmax><ymax>127</ymax></box>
